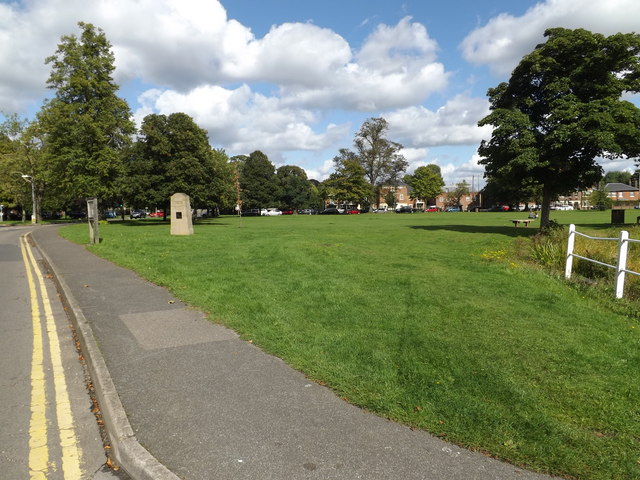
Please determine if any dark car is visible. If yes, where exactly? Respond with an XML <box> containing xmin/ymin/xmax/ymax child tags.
<box><xmin>42</xmin><ymin>211</ymin><xmax>62</xmax><ymax>220</ymax></box>
<box><xmin>67</xmin><ymin>210</ymin><xmax>87</xmax><ymax>219</ymax></box>
<box><xmin>242</xmin><ymin>208</ymin><xmax>261</xmax><ymax>216</ymax></box>
<box><xmin>130</xmin><ymin>209</ymin><xmax>146</xmax><ymax>219</ymax></box>
<box><xmin>281</xmin><ymin>209</ymin><xmax>294</xmax><ymax>215</ymax></box>
<box><xmin>320</xmin><ymin>207</ymin><xmax>340</xmax><ymax>215</ymax></box>
<box><xmin>395</xmin><ymin>206</ymin><xmax>414</xmax><ymax>213</ymax></box>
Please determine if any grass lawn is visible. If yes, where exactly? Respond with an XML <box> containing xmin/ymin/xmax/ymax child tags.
<box><xmin>60</xmin><ymin>210</ymin><xmax>639</xmax><ymax>480</ymax></box>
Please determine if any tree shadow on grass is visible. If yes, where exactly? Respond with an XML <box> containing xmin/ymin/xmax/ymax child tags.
<box><xmin>110</xmin><ymin>219</ymin><xmax>232</xmax><ymax>227</ymax></box>
<box><xmin>409</xmin><ymin>224</ymin><xmax>540</xmax><ymax>238</ymax></box>
<box><xmin>410</xmin><ymin>222</ymin><xmax>626</xmax><ymax>237</ymax></box>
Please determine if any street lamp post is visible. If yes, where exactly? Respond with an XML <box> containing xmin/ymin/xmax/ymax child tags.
<box><xmin>21</xmin><ymin>174</ymin><xmax>36</xmax><ymax>224</ymax></box>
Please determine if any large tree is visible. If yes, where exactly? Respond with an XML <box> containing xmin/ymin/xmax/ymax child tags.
<box><xmin>324</xmin><ymin>148</ymin><xmax>372</xmax><ymax>206</ymax></box>
<box><xmin>404</xmin><ymin>164</ymin><xmax>445</xmax><ymax>206</ymax></box>
<box><xmin>276</xmin><ymin>165</ymin><xmax>312</xmax><ymax>210</ymax></box>
<box><xmin>0</xmin><ymin>115</ymin><xmax>48</xmax><ymax>221</ymax></box>
<box><xmin>239</xmin><ymin>151</ymin><xmax>280</xmax><ymax>208</ymax></box>
<box><xmin>39</xmin><ymin>22</ymin><xmax>135</xmax><ymax>206</ymax></box>
<box><xmin>124</xmin><ymin>112</ymin><xmax>219</xmax><ymax>217</ymax></box>
<box><xmin>352</xmin><ymin>117</ymin><xmax>408</xmax><ymax>207</ymax></box>
<box><xmin>478</xmin><ymin>28</ymin><xmax>640</xmax><ymax>228</ymax></box>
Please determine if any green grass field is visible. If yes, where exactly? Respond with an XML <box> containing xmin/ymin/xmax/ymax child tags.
<box><xmin>60</xmin><ymin>210</ymin><xmax>640</xmax><ymax>480</ymax></box>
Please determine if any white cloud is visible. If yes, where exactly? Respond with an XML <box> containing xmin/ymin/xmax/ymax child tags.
<box><xmin>386</xmin><ymin>94</ymin><xmax>492</xmax><ymax>147</ymax></box>
<box><xmin>461</xmin><ymin>0</ymin><xmax>640</xmax><ymax>76</ymax></box>
<box><xmin>304</xmin><ymin>158</ymin><xmax>336</xmax><ymax>181</ymax></box>
<box><xmin>135</xmin><ymin>84</ymin><xmax>351</xmax><ymax>156</ymax></box>
<box><xmin>438</xmin><ymin>155</ymin><xmax>486</xmax><ymax>187</ymax></box>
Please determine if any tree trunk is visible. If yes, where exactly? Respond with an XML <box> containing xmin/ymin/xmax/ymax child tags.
<box><xmin>539</xmin><ymin>186</ymin><xmax>553</xmax><ymax>230</ymax></box>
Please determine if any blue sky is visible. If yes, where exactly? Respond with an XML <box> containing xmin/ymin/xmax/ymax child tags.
<box><xmin>1</xmin><ymin>0</ymin><xmax>639</xmax><ymax>185</ymax></box>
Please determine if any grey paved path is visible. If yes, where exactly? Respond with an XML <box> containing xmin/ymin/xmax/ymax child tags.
<box><xmin>32</xmin><ymin>226</ymin><xmax>557</xmax><ymax>480</ymax></box>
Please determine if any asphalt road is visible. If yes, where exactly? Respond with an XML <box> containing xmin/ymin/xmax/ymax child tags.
<box><xmin>0</xmin><ymin>225</ymin><xmax>128</xmax><ymax>480</ymax></box>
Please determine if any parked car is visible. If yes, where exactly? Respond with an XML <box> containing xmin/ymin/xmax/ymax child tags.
<box><xmin>67</xmin><ymin>210</ymin><xmax>87</xmax><ymax>219</ymax></box>
<box><xmin>149</xmin><ymin>211</ymin><xmax>164</xmax><ymax>217</ymax></box>
<box><xmin>102</xmin><ymin>210</ymin><xmax>117</xmax><ymax>219</ymax></box>
<box><xmin>425</xmin><ymin>206</ymin><xmax>438</xmax><ymax>212</ymax></box>
<box><xmin>42</xmin><ymin>211</ymin><xmax>62</xmax><ymax>220</ymax></box>
<box><xmin>243</xmin><ymin>208</ymin><xmax>261</xmax><ymax>216</ymax></box>
<box><xmin>446</xmin><ymin>206</ymin><xmax>461</xmax><ymax>212</ymax></box>
<box><xmin>262</xmin><ymin>208</ymin><xmax>282</xmax><ymax>216</ymax></box>
<box><xmin>395</xmin><ymin>206</ymin><xmax>414</xmax><ymax>213</ymax></box>
<box><xmin>281</xmin><ymin>209</ymin><xmax>294</xmax><ymax>215</ymax></box>
<box><xmin>346</xmin><ymin>209</ymin><xmax>360</xmax><ymax>214</ymax></box>
<box><xmin>320</xmin><ymin>207</ymin><xmax>340</xmax><ymax>215</ymax></box>
<box><xmin>130</xmin><ymin>209</ymin><xmax>146</xmax><ymax>219</ymax></box>
<box><xmin>297</xmin><ymin>208</ymin><xmax>317</xmax><ymax>215</ymax></box>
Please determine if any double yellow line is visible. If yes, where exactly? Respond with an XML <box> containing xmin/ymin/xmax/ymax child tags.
<box><xmin>20</xmin><ymin>233</ymin><xmax>83</xmax><ymax>480</ymax></box>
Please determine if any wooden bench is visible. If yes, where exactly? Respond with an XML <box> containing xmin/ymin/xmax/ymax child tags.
<box><xmin>512</xmin><ymin>219</ymin><xmax>533</xmax><ymax>227</ymax></box>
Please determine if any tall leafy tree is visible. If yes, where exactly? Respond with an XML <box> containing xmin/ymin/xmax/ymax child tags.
<box><xmin>349</xmin><ymin>117</ymin><xmax>408</xmax><ymax>207</ymax></box>
<box><xmin>603</xmin><ymin>171</ymin><xmax>632</xmax><ymax>185</ymax></box>
<box><xmin>588</xmin><ymin>181</ymin><xmax>613</xmax><ymax>210</ymax></box>
<box><xmin>239</xmin><ymin>150</ymin><xmax>280</xmax><ymax>208</ymax></box>
<box><xmin>324</xmin><ymin>148</ymin><xmax>372</xmax><ymax>206</ymax></box>
<box><xmin>125</xmin><ymin>112</ymin><xmax>219</xmax><ymax>217</ymax></box>
<box><xmin>478</xmin><ymin>28</ymin><xmax>640</xmax><ymax>228</ymax></box>
<box><xmin>404</xmin><ymin>164</ymin><xmax>445</xmax><ymax>205</ymax></box>
<box><xmin>39</xmin><ymin>22</ymin><xmax>135</xmax><ymax>206</ymax></box>
<box><xmin>276</xmin><ymin>165</ymin><xmax>312</xmax><ymax>210</ymax></box>
<box><xmin>0</xmin><ymin>115</ymin><xmax>55</xmax><ymax>220</ymax></box>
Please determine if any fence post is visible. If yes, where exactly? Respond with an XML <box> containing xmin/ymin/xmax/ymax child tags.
<box><xmin>615</xmin><ymin>230</ymin><xmax>629</xmax><ymax>299</ymax></box>
<box><xmin>565</xmin><ymin>224</ymin><xmax>576</xmax><ymax>279</ymax></box>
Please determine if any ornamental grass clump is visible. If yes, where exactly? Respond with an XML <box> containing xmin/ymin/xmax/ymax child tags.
<box><xmin>528</xmin><ymin>222</ymin><xmax>566</xmax><ymax>270</ymax></box>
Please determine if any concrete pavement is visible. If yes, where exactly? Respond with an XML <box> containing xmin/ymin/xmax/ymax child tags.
<box><xmin>31</xmin><ymin>225</ymin><xmax>558</xmax><ymax>480</ymax></box>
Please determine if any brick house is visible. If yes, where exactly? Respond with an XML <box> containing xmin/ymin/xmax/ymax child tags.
<box><xmin>605</xmin><ymin>183</ymin><xmax>639</xmax><ymax>206</ymax></box>
<box><xmin>378</xmin><ymin>183</ymin><xmax>433</xmax><ymax>210</ymax></box>
<box><xmin>435</xmin><ymin>186</ymin><xmax>479</xmax><ymax>211</ymax></box>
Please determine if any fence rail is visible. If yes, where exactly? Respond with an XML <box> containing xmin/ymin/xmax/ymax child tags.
<box><xmin>565</xmin><ymin>224</ymin><xmax>640</xmax><ymax>298</ymax></box>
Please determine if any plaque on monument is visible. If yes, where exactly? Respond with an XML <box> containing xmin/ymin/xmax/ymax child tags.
<box><xmin>170</xmin><ymin>193</ymin><xmax>194</xmax><ymax>235</ymax></box>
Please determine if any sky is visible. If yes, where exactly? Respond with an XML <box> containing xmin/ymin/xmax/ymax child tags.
<box><xmin>1</xmin><ymin>0</ymin><xmax>639</xmax><ymax>187</ymax></box>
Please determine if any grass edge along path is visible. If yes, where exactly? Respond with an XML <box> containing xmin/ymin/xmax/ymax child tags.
<box><xmin>60</xmin><ymin>211</ymin><xmax>639</xmax><ymax>480</ymax></box>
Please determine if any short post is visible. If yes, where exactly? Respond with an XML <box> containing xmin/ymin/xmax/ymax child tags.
<box><xmin>615</xmin><ymin>230</ymin><xmax>629</xmax><ymax>299</ymax></box>
<box><xmin>565</xmin><ymin>224</ymin><xmax>576</xmax><ymax>279</ymax></box>
<box><xmin>87</xmin><ymin>197</ymin><xmax>99</xmax><ymax>244</ymax></box>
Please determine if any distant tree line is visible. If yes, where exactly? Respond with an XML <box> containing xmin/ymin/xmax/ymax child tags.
<box><xmin>0</xmin><ymin>22</ymin><xmax>428</xmax><ymax>220</ymax></box>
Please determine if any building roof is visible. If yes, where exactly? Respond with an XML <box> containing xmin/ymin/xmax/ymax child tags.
<box><xmin>604</xmin><ymin>183</ymin><xmax>639</xmax><ymax>192</ymax></box>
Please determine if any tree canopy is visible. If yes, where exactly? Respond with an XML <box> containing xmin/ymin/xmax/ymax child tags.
<box><xmin>239</xmin><ymin>151</ymin><xmax>281</xmax><ymax>208</ymax></box>
<box><xmin>478</xmin><ymin>28</ymin><xmax>640</xmax><ymax>227</ymax></box>
<box><xmin>277</xmin><ymin>165</ymin><xmax>312</xmax><ymax>210</ymax></box>
<box><xmin>404</xmin><ymin>164</ymin><xmax>444</xmax><ymax>204</ymax></box>
<box><xmin>39</xmin><ymin>22</ymin><xmax>135</xmax><ymax>206</ymax></box>
<box><xmin>324</xmin><ymin>148</ymin><xmax>372</xmax><ymax>206</ymax></box>
<box><xmin>124</xmin><ymin>112</ymin><xmax>220</xmax><ymax>215</ymax></box>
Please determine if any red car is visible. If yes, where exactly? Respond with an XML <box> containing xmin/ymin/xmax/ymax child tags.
<box><xmin>426</xmin><ymin>207</ymin><xmax>438</xmax><ymax>212</ymax></box>
<box><xmin>149</xmin><ymin>211</ymin><xmax>164</xmax><ymax>217</ymax></box>
<box><xmin>281</xmin><ymin>209</ymin><xmax>294</xmax><ymax>215</ymax></box>
<box><xmin>346</xmin><ymin>209</ymin><xmax>360</xmax><ymax>214</ymax></box>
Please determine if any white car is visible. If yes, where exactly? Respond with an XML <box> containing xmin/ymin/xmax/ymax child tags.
<box><xmin>262</xmin><ymin>208</ymin><xmax>282</xmax><ymax>216</ymax></box>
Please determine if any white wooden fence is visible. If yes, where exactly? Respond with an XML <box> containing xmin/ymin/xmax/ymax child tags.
<box><xmin>565</xmin><ymin>223</ymin><xmax>640</xmax><ymax>298</ymax></box>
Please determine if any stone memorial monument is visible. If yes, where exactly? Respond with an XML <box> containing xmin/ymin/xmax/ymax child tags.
<box><xmin>170</xmin><ymin>193</ymin><xmax>194</xmax><ymax>236</ymax></box>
